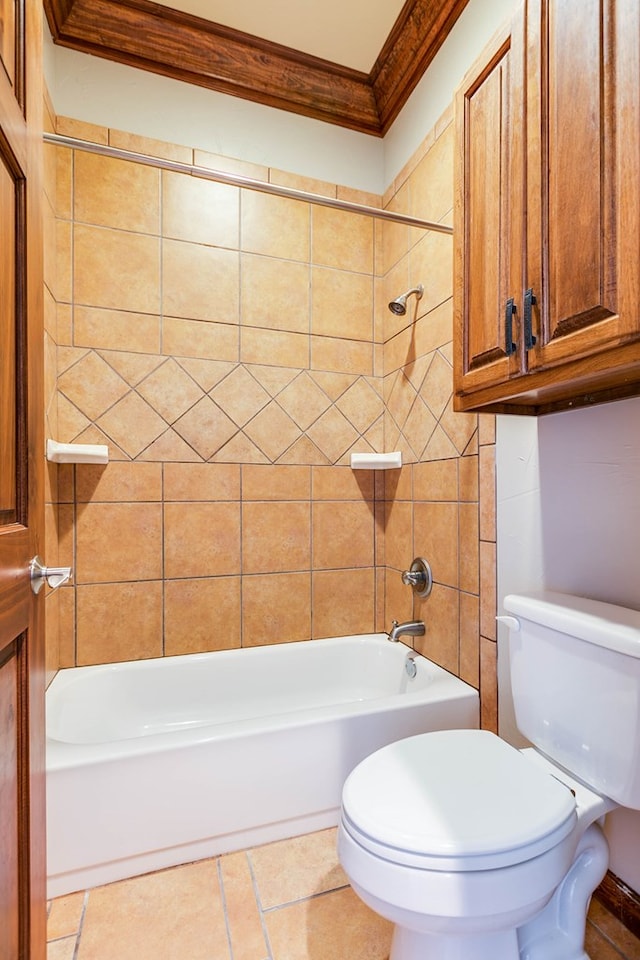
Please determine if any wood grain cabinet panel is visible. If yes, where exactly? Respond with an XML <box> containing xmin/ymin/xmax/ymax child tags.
<box><xmin>454</xmin><ymin>0</ymin><xmax>640</xmax><ymax>414</ymax></box>
<box><xmin>454</xmin><ymin>14</ymin><xmax>525</xmax><ymax>397</ymax></box>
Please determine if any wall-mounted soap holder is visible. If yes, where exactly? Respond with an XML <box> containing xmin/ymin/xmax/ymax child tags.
<box><xmin>350</xmin><ymin>451</ymin><xmax>402</xmax><ymax>470</ymax></box>
<box><xmin>401</xmin><ymin>557</ymin><xmax>433</xmax><ymax>598</ymax></box>
<box><xmin>46</xmin><ymin>439</ymin><xmax>108</xmax><ymax>464</ymax></box>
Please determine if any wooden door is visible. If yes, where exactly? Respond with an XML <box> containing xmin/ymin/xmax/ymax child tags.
<box><xmin>525</xmin><ymin>0</ymin><xmax>640</xmax><ymax>372</ymax></box>
<box><xmin>453</xmin><ymin>9</ymin><xmax>526</xmax><ymax>402</ymax></box>
<box><xmin>0</xmin><ymin>0</ymin><xmax>46</xmax><ymax>958</ymax></box>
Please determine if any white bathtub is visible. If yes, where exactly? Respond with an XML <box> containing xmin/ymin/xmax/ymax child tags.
<box><xmin>46</xmin><ymin>633</ymin><xmax>479</xmax><ymax>897</ymax></box>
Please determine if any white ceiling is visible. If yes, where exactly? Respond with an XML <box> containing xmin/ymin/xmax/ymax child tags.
<box><xmin>150</xmin><ymin>0</ymin><xmax>407</xmax><ymax>73</ymax></box>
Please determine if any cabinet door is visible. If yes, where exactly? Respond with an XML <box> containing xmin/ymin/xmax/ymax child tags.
<box><xmin>525</xmin><ymin>0</ymin><xmax>640</xmax><ymax>372</ymax></box>
<box><xmin>454</xmin><ymin>12</ymin><xmax>526</xmax><ymax>399</ymax></box>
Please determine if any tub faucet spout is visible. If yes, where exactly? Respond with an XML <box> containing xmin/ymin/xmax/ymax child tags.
<box><xmin>388</xmin><ymin>620</ymin><xmax>425</xmax><ymax>642</ymax></box>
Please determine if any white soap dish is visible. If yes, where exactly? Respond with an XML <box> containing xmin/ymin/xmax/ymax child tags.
<box><xmin>350</xmin><ymin>451</ymin><xmax>402</xmax><ymax>470</ymax></box>
<box><xmin>46</xmin><ymin>439</ymin><xmax>109</xmax><ymax>464</ymax></box>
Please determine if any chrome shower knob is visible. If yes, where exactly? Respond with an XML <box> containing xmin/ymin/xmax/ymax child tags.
<box><xmin>401</xmin><ymin>557</ymin><xmax>433</xmax><ymax>598</ymax></box>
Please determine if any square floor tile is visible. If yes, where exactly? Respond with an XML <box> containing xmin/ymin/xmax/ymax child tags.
<box><xmin>77</xmin><ymin>861</ymin><xmax>229</xmax><ymax>960</ymax></box>
<box><xmin>265</xmin><ymin>887</ymin><xmax>392</xmax><ymax>960</ymax></box>
<box><xmin>249</xmin><ymin>829</ymin><xmax>347</xmax><ymax>909</ymax></box>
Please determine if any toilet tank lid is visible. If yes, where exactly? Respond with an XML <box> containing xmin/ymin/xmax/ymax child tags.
<box><xmin>504</xmin><ymin>592</ymin><xmax>640</xmax><ymax>659</ymax></box>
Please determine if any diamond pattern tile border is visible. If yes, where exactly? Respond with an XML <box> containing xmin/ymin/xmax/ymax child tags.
<box><xmin>57</xmin><ymin>350</ymin><xmax>386</xmax><ymax>465</ymax></box>
<box><xmin>57</xmin><ymin>342</ymin><xmax>463</xmax><ymax>465</ymax></box>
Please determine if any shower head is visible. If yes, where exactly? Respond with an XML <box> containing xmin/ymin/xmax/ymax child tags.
<box><xmin>388</xmin><ymin>284</ymin><xmax>424</xmax><ymax>316</ymax></box>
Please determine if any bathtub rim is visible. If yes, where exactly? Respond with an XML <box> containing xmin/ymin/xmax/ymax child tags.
<box><xmin>47</xmin><ymin>632</ymin><xmax>479</xmax><ymax>770</ymax></box>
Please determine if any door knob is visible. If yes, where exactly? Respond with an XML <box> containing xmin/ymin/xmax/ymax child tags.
<box><xmin>29</xmin><ymin>556</ymin><xmax>72</xmax><ymax>594</ymax></box>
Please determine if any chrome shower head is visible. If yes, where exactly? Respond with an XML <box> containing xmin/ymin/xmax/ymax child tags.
<box><xmin>388</xmin><ymin>284</ymin><xmax>424</xmax><ymax>316</ymax></box>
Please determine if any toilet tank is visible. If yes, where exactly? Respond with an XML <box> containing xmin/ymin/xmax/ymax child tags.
<box><xmin>503</xmin><ymin>592</ymin><xmax>640</xmax><ymax>809</ymax></box>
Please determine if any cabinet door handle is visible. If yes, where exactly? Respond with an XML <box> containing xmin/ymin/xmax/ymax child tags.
<box><xmin>505</xmin><ymin>298</ymin><xmax>517</xmax><ymax>356</ymax></box>
<box><xmin>524</xmin><ymin>288</ymin><xmax>537</xmax><ymax>351</ymax></box>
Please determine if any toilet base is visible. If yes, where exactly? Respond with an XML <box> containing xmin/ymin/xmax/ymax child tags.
<box><xmin>384</xmin><ymin>823</ymin><xmax>609</xmax><ymax>960</ymax></box>
<box><xmin>517</xmin><ymin>822</ymin><xmax>609</xmax><ymax>960</ymax></box>
<box><xmin>391</xmin><ymin>925</ymin><xmax>519</xmax><ymax>960</ymax></box>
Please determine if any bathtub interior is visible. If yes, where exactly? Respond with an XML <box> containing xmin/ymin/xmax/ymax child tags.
<box><xmin>46</xmin><ymin>634</ymin><xmax>480</xmax><ymax>898</ymax></box>
<box><xmin>48</xmin><ymin>633</ymin><xmax>460</xmax><ymax>745</ymax></box>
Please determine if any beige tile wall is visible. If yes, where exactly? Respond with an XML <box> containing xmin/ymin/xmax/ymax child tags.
<box><xmin>44</xmin><ymin>108</ymin><xmax>497</xmax><ymax>725</ymax></box>
<box><xmin>46</xmin><ymin>115</ymin><xmax>384</xmax><ymax>667</ymax></box>
<box><xmin>379</xmin><ymin>111</ymin><xmax>497</xmax><ymax>725</ymax></box>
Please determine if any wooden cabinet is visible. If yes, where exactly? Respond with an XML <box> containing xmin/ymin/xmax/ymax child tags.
<box><xmin>454</xmin><ymin>0</ymin><xmax>640</xmax><ymax>414</ymax></box>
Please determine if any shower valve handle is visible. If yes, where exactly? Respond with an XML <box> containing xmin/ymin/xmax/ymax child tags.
<box><xmin>401</xmin><ymin>558</ymin><xmax>433</xmax><ymax>598</ymax></box>
<box><xmin>402</xmin><ymin>570</ymin><xmax>423</xmax><ymax>587</ymax></box>
<box><xmin>30</xmin><ymin>556</ymin><xmax>72</xmax><ymax>594</ymax></box>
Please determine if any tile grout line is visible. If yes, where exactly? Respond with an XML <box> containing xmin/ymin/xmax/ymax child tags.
<box><xmin>245</xmin><ymin>850</ymin><xmax>274</xmax><ymax>960</ymax></box>
<box><xmin>260</xmin><ymin>881</ymin><xmax>352</xmax><ymax>914</ymax></box>
<box><xmin>216</xmin><ymin>857</ymin><xmax>235</xmax><ymax>960</ymax></box>
<box><xmin>71</xmin><ymin>889</ymin><xmax>90</xmax><ymax>960</ymax></box>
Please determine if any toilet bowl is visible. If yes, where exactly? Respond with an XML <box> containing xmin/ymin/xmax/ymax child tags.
<box><xmin>338</xmin><ymin>729</ymin><xmax>613</xmax><ymax>960</ymax></box>
<box><xmin>338</xmin><ymin>593</ymin><xmax>640</xmax><ymax>960</ymax></box>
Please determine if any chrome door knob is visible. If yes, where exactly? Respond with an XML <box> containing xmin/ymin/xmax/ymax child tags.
<box><xmin>29</xmin><ymin>556</ymin><xmax>72</xmax><ymax>594</ymax></box>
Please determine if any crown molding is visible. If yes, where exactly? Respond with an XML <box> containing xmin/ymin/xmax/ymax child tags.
<box><xmin>373</xmin><ymin>0</ymin><xmax>472</xmax><ymax>133</ymax></box>
<box><xmin>43</xmin><ymin>0</ymin><xmax>471</xmax><ymax>136</ymax></box>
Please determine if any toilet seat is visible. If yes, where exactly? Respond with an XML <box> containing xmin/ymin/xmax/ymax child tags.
<box><xmin>341</xmin><ymin>729</ymin><xmax>577</xmax><ymax>872</ymax></box>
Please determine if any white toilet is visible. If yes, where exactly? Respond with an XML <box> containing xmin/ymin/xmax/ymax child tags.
<box><xmin>338</xmin><ymin>592</ymin><xmax>640</xmax><ymax>960</ymax></box>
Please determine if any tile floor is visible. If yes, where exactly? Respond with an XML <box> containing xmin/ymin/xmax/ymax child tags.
<box><xmin>47</xmin><ymin>828</ymin><xmax>640</xmax><ymax>960</ymax></box>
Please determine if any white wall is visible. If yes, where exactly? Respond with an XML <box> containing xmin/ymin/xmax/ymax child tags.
<box><xmin>45</xmin><ymin>39</ymin><xmax>386</xmax><ymax>194</ymax></box>
<box><xmin>497</xmin><ymin>398</ymin><xmax>640</xmax><ymax>890</ymax></box>
<box><xmin>496</xmin><ymin>415</ymin><xmax>543</xmax><ymax>747</ymax></box>
<box><xmin>44</xmin><ymin>0</ymin><xmax>520</xmax><ymax>196</ymax></box>
<box><xmin>537</xmin><ymin>401</ymin><xmax>640</xmax><ymax>609</ymax></box>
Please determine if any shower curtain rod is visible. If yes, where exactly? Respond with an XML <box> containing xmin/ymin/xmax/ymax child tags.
<box><xmin>43</xmin><ymin>132</ymin><xmax>453</xmax><ymax>236</ymax></box>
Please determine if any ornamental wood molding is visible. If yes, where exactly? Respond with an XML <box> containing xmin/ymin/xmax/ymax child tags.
<box><xmin>43</xmin><ymin>0</ymin><xmax>471</xmax><ymax>136</ymax></box>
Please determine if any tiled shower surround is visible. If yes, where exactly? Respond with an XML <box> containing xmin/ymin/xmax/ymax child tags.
<box><xmin>42</xmin><ymin>101</ymin><xmax>498</xmax><ymax>726</ymax></box>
